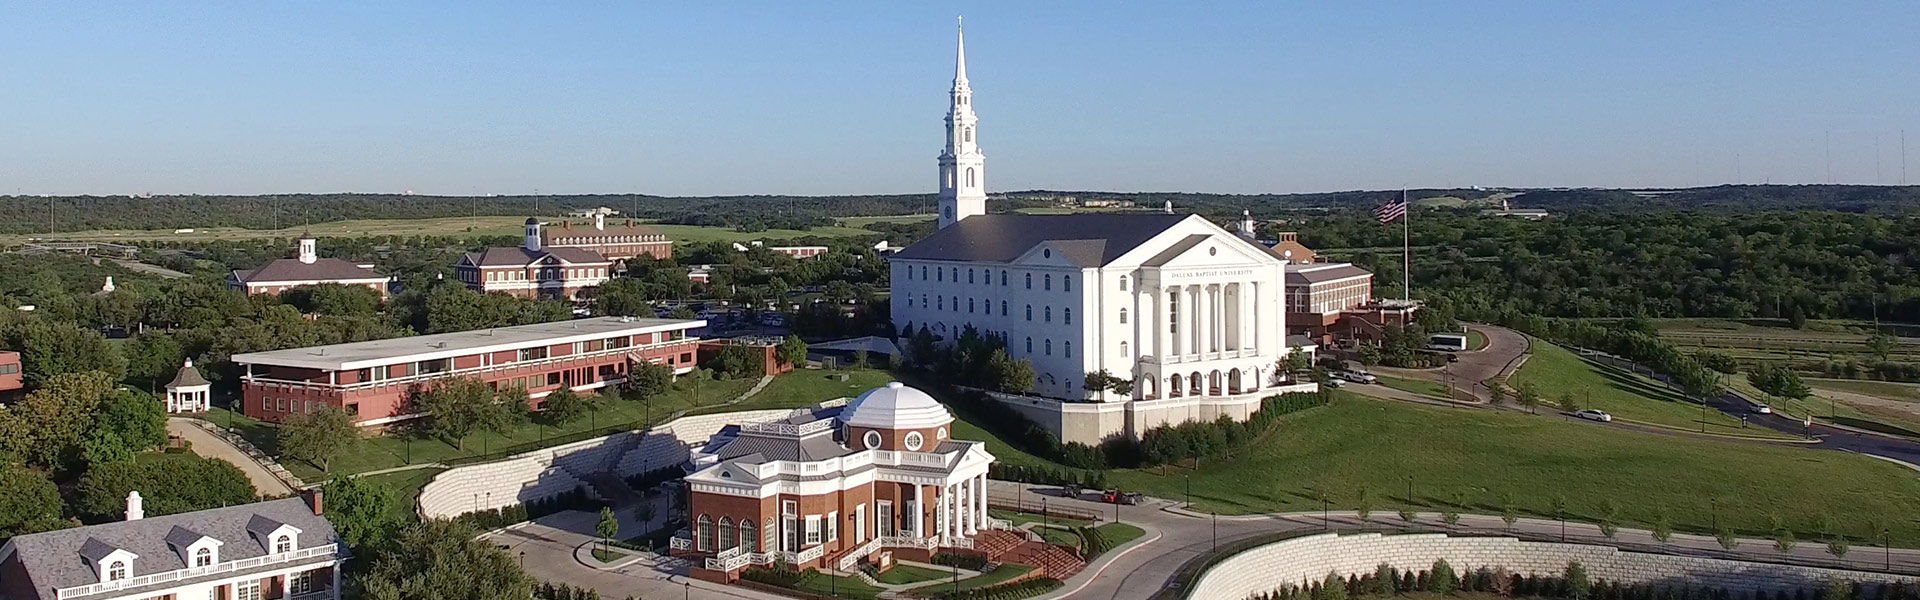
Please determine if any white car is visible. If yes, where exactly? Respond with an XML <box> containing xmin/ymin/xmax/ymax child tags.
<box><xmin>1752</xmin><ymin>405</ymin><xmax>1773</xmax><ymax>414</ymax></box>
<box><xmin>1337</xmin><ymin>370</ymin><xmax>1378</xmax><ymax>384</ymax></box>
<box><xmin>1573</xmin><ymin>409</ymin><xmax>1613</xmax><ymax>422</ymax></box>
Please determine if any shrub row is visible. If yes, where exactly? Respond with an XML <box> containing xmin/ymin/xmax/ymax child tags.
<box><xmin>1136</xmin><ymin>391</ymin><xmax>1330</xmax><ymax>467</ymax></box>
<box><xmin>986</xmin><ymin>463</ymin><xmax>1107</xmax><ymax>489</ymax></box>
<box><xmin>454</xmin><ymin>486</ymin><xmax>594</xmax><ymax>530</ymax></box>
<box><xmin>933</xmin><ymin>577</ymin><xmax>1062</xmax><ymax>600</ymax></box>
<box><xmin>1253</xmin><ymin>560</ymin><xmax>1912</xmax><ymax>600</ymax></box>
<box><xmin>741</xmin><ymin>565</ymin><xmax>814</xmax><ymax>588</ymax></box>
<box><xmin>931</xmin><ymin>551</ymin><xmax>990</xmax><ymax>571</ymax></box>
<box><xmin>535</xmin><ymin>581</ymin><xmax>602</xmax><ymax>600</ymax></box>
<box><xmin>1074</xmin><ymin>526</ymin><xmax>1114</xmax><ymax>559</ymax></box>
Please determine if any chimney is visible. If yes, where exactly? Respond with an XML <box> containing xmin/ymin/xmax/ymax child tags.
<box><xmin>125</xmin><ymin>491</ymin><xmax>144</xmax><ymax>521</ymax></box>
<box><xmin>305</xmin><ymin>488</ymin><xmax>324</xmax><ymax>515</ymax></box>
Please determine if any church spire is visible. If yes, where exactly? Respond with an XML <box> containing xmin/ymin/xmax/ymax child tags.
<box><xmin>937</xmin><ymin>18</ymin><xmax>986</xmax><ymax>229</ymax></box>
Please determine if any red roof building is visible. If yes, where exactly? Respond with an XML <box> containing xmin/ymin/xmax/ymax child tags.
<box><xmin>541</xmin><ymin>213</ymin><xmax>673</xmax><ymax>263</ymax></box>
<box><xmin>227</xmin><ymin>234</ymin><xmax>390</xmax><ymax>297</ymax></box>
<box><xmin>454</xmin><ymin>219</ymin><xmax>614</xmax><ymax>301</ymax></box>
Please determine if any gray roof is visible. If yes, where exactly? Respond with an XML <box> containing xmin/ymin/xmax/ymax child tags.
<box><xmin>1286</xmin><ymin>263</ymin><xmax>1372</xmax><ymax>285</ymax></box>
<box><xmin>1</xmin><ymin>497</ymin><xmax>342</xmax><ymax>600</ymax></box>
<box><xmin>461</xmin><ymin>246</ymin><xmax>610</xmax><ymax>267</ymax></box>
<box><xmin>160</xmin><ymin>525</ymin><xmax>215</xmax><ymax>551</ymax></box>
<box><xmin>891</xmin><ymin>214</ymin><xmax>1189</xmax><ymax>266</ymax></box>
<box><xmin>714</xmin><ymin>432</ymin><xmax>852</xmax><ymax>464</ymax></box>
<box><xmin>166</xmin><ymin>363</ymin><xmax>209</xmax><ymax>389</ymax></box>
<box><xmin>229</xmin><ymin>257</ymin><xmax>383</xmax><ymax>284</ymax></box>
<box><xmin>229</xmin><ymin>316</ymin><xmax>703</xmax><ymax>371</ymax></box>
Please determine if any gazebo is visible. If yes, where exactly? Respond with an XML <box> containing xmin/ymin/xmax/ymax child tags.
<box><xmin>165</xmin><ymin>359</ymin><xmax>211</xmax><ymax>413</ymax></box>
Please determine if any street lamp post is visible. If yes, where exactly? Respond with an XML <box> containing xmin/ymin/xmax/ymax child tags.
<box><xmin>1185</xmin><ymin>475</ymin><xmax>1191</xmax><ymax>509</ymax></box>
<box><xmin>1885</xmin><ymin>529</ymin><xmax>1893</xmax><ymax>571</ymax></box>
<box><xmin>683</xmin><ymin>581</ymin><xmax>690</xmax><ymax>600</ymax></box>
<box><xmin>1212</xmin><ymin>511</ymin><xmax>1218</xmax><ymax>551</ymax></box>
<box><xmin>1322</xmin><ymin>499</ymin><xmax>1330</xmax><ymax>531</ymax></box>
<box><xmin>1709</xmin><ymin>498</ymin><xmax>1718</xmax><ymax>532</ymax></box>
<box><xmin>1405</xmin><ymin>475</ymin><xmax>1414</xmax><ymax>505</ymax></box>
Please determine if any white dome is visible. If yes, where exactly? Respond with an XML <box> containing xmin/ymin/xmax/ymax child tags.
<box><xmin>840</xmin><ymin>382</ymin><xmax>953</xmax><ymax>430</ymax></box>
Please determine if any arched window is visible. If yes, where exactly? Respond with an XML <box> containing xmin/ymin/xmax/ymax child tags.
<box><xmin>195</xmin><ymin>547</ymin><xmax>214</xmax><ymax>566</ymax></box>
<box><xmin>1044</xmin><ymin>274</ymin><xmax>1052</xmax><ymax>290</ymax></box>
<box><xmin>1000</xmin><ymin>301</ymin><xmax>1008</xmax><ymax>316</ymax></box>
<box><xmin>1064</xmin><ymin>308</ymin><xmax>1073</xmax><ymax>324</ymax></box>
<box><xmin>938</xmin><ymin>296</ymin><xmax>944</xmax><ymax>310</ymax></box>
<box><xmin>1064</xmin><ymin>276</ymin><xmax>1073</xmax><ymax>292</ymax></box>
<box><xmin>964</xmin><ymin>127</ymin><xmax>973</xmax><ymax>143</ymax></box>
<box><xmin>937</xmin><ymin>268</ymin><xmax>943</xmax><ymax>282</ymax></box>
<box><xmin>1120</xmin><ymin>276</ymin><xmax>1129</xmax><ymax>291</ymax></box>
<box><xmin>1045</xmin><ymin>306</ymin><xmax>1052</xmax><ymax>322</ymax></box>
<box><xmin>697</xmin><ymin>515</ymin><xmax>714</xmax><ymax>551</ymax></box>
<box><xmin>1120</xmin><ymin>308</ymin><xmax>1129</xmax><ymax>324</ymax></box>
<box><xmin>741</xmin><ymin>518</ymin><xmax>758</xmax><ymax>552</ymax></box>
<box><xmin>1025</xmin><ymin>273</ymin><xmax>1032</xmax><ymax>289</ymax></box>
<box><xmin>920</xmin><ymin>266</ymin><xmax>927</xmax><ymax>280</ymax></box>
<box><xmin>966</xmin><ymin>168</ymin><xmax>975</xmax><ymax>188</ymax></box>
<box><xmin>1000</xmin><ymin>270</ymin><xmax>1008</xmax><ymax>285</ymax></box>
<box><xmin>1065</xmin><ymin>341</ymin><xmax>1072</xmax><ymax>358</ymax></box>
<box><xmin>718</xmin><ymin>517</ymin><xmax>736</xmax><ymax>551</ymax></box>
<box><xmin>952</xmin><ymin>267</ymin><xmax>958</xmax><ymax>281</ymax></box>
<box><xmin>1025</xmin><ymin>338</ymin><xmax>1033</xmax><ymax>353</ymax></box>
<box><xmin>968</xmin><ymin>298</ymin><xmax>975</xmax><ymax>313</ymax></box>
<box><xmin>906</xmin><ymin>266</ymin><xmax>913</xmax><ymax>280</ymax></box>
<box><xmin>968</xmin><ymin>268</ymin><xmax>974</xmax><ymax>283</ymax></box>
<box><xmin>274</xmin><ymin>535</ymin><xmax>291</xmax><ymax>554</ymax></box>
<box><xmin>1045</xmin><ymin>339</ymin><xmax>1053</xmax><ymax>355</ymax></box>
<box><xmin>951</xmin><ymin>296</ymin><xmax>958</xmax><ymax>311</ymax></box>
<box><xmin>106</xmin><ymin>561</ymin><xmax>126</xmax><ymax>582</ymax></box>
<box><xmin>765</xmin><ymin>518</ymin><xmax>778</xmax><ymax>552</ymax></box>
<box><xmin>1121</xmin><ymin>341</ymin><xmax>1130</xmax><ymax>356</ymax></box>
<box><xmin>1025</xmin><ymin>305</ymin><xmax>1032</xmax><ymax>321</ymax></box>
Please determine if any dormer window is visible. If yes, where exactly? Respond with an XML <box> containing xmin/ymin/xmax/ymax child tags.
<box><xmin>106</xmin><ymin>561</ymin><xmax>127</xmax><ymax>581</ymax></box>
<box><xmin>275</xmin><ymin>535</ymin><xmax>292</xmax><ymax>554</ymax></box>
<box><xmin>194</xmin><ymin>547</ymin><xmax>214</xmax><ymax>567</ymax></box>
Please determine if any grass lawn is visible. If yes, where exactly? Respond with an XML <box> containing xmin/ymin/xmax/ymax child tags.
<box><xmin>1374</xmin><ymin>375</ymin><xmax>1449</xmax><ymax>398</ymax></box>
<box><xmin>590</xmin><ymin>547</ymin><xmax>622</xmax><ymax>563</ymax></box>
<box><xmin>1093</xmin><ymin>522</ymin><xmax>1145</xmax><ymax>547</ymax></box>
<box><xmin>707</xmin><ymin>368</ymin><xmax>896</xmax><ymax>413</ymax></box>
<box><xmin>942</xmin><ymin>564</ymin><xmax>1035</xmax><ymax>593</ymax></box>
<box><xmin>1809</xmin><ymin>378</ymin><xmax>1920</xmax><ymax>401</ymax></box>
<box><xmin>795</xmin><ymin>573</ymin><xmax>884</xmax><ymax>600</ymax></box>
<box><xmin>873</xmin><ymin>564</ymin><xmax>951</xmax><ymax>585</ymax></box>
<box><xmin>1033</xmin><ymin>525</ymin><xmax>1080</xmax><ymax>548</ymax></box>
<box><xmin>1507</xmin><ymin>341</ymin><xmax>1787</xmax><ymax>438</ymax></box>
<box><xmin>1106</xmin><ymin>393</ymin><xmax>1920</xmax><ymax>545</ymax></box>
<box><xmin>1467</xmin><ymin>329</ymin><xmax>1489</xmax><ymax>351</ymax></box>
<box><xmin>988</xmin><ymin>509</ymin><xmax>1092</xmax><ymax>528</ymax></box>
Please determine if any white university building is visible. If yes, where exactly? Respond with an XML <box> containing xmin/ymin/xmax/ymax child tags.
<box><xmin>889</xmin><ymin>24</ymin><xmax>1316</xmax><ymax>443</ymax></box>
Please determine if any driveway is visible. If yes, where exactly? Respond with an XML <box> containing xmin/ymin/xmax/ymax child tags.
<box><xmin>1368</xmin><ymin>324</ymin><xmax>1528</xmax><ymax>402</ymax></box>
<box><xmin>168</xmin><ymin>418</ymin><xmax>295</xmax><ymax>496</ymax></box>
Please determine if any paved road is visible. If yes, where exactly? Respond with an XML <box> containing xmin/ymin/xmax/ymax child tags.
<box><xmin>1369</xmin><ymin>324</ymin><xmax>1528</xmax><ymax>402</ymax></box>
<box><xmin>1010</xmin><ymin>483</ymin><xmax>1920</xmax><ymax>600</ymax></box>
<box><xmin>167</xmin><ymin>418</ymin><xmax>296</xmax><ymax>496</ymax></box>
<box><xmin>1710</xmin><ymin>390</ymin><xmax>1920</xmax><ymax>469</ymax></box>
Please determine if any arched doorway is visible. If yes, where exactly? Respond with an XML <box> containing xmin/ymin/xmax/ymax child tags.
<box><xmin>1168</xmin><ymin>374</ymin><xmax>1183</xmax><ymax>398</ymax></box>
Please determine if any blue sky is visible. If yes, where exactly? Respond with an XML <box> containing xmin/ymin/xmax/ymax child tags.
<box><xmin>3</xmin><ymin>1</ymin><xmax>1917</xmax><ymax>196</ymax></box>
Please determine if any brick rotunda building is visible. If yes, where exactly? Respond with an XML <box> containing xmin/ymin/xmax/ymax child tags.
<box><xmin>676</xmin><ymin>382</ymin><xmax>1007</xmax><ymax>581</ymax></box>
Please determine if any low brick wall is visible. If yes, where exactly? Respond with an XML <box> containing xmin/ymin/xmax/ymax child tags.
<box><xmin>1190</xmin><ymin>533</ymin><xmax>1919</xmax><ymax>600</ymax></box>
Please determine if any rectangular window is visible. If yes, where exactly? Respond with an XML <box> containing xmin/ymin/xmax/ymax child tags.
<box><xmin>345</xmin><ymin>403</ymin><xmax>360</xmax><ymax>416</ymax></box>
<box><xmin>876</xmin><ymin>501</ymin><xmax>893</xmax><ymax>537</ymax></box>
<box><xmin>416</xmin><ymin>358</ymin><xmax>449</xmax><ymax>375</ymax></box>
<box><xmin>519</xmin><ymin>347</ymin><xmax>548</xmax><ymax>361</ymax></box>
<box><xmin>235</xmin><ymin>580</ymin><xmax>262</xmax><ymax>600</ymax></box>
<box><xmin>828</xmin><ymin>510</ymin><xmax>839</xmax><ymax>542</ymax></box>
<box><xmin>854</xmin><ymin>504</ymin><xmax>867</xmax><ymax>543</ymax></box>
<box><xmin>573</xmin><ymin>341</ymin><xmax>589</xmax><ymax>354</ymax></box>
<box><xmin>805</xmin><ymin>515</ymin><xmax>822</xmax><ymax>545</ymax></box>
<box><xmin>546</xmin><ymin>372</ymin><xmax>561</xmax><ymax>386</ymax></box>
<box><xmin>605</xmin><ymin>336</ymin><xmax>631</xmax><ymax>349</ymax></box>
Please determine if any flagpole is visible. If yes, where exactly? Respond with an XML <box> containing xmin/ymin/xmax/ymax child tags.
<box><xmin>1401</xmin><ymin>189</ymin><xmax>1410</xmax><ymax>302</ymax></box>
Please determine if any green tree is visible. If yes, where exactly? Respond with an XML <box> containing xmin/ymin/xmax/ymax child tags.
<box><xmin>984</xmin><ymin>349</ymin><xmax>1035</xmax><ymax>394</ymax></box>
<box><xmin>279</xmin><ymin>405</ymin><xmax>359</xmax><ymax>472</ymax></box>
<box><xmin>1516</xmin><ymin>382</ymin><xmax>1542</xmax><ymax>414</ymax></box>
<box><xmin>78</xmin><ymin>453</ymin><xmax>255</xmax><ymax>521</ymax></box>
<box><xmin>1774</xmin><ymin>528</ymin><xmax>1797</xmax><ymax>553</ymax></box>
<box><xmin>281</xmin><ymin>283</ymin><xmax>381</xmax><ymax>316</ymax></box>
<box><xmin>1716</xmin><ymin>526</ymin><xmax>1739</xmax><ymax>550</ymax></box>
<box><xmin>1598</xmin><ymin>500</ymin><xmax>1621</xmax><ymax>539</ymax></box>
<box><xmin>1429</xmin><ymin>559</ymin><xmax>1459</xmax><ymax>594</ymax></box>
<box><xmin>1651</xmin><ymin>510</ymin><xmax>1673</xmax><ymax>543</ymax></box>
<box><xmin>538</xmin><ymin>389</ymin><xmax>595</xmax><ymax>427</ymax></box>
<box><xmin>1866</xmin><ymin>332</ymin><xmax>1896</xmax><ymax>361</ymax></box>
<box><xmin>625</xmin><ymin>361</ymin><xmax>675</xmax><ymax>400</ymax></box>
<box><xmin>775</xmin><ymin>334</ymin><xmax>808</xmax><ymax>367</ymax></box>
<box><xmin>1319</xmin><ymin>572</ymin><xmax>1349</xmax><ymax>600</ymax></box>
<box><xmin>596</xmin><ymin>506</ymin><xmax>620</xmax><ymax>555</ymax></box>
<box><xmin>9</xmin><ymin>322</ymin><xmax>127</xmax><ymax>386</ymax></box>
<box><xmin>1354</xmin><ymin>487</ymin><xmax>1373</xmax><ymax>524</ymax></box>
<box><xmin>0</xmin><ymin>370</ymin><xmax>120</xmax><ymax>470</ymax></box>
<box><xmin>359</xmin><ymin>520</ymin><xmax>536</xmax><ymax>600</ymax></box>
<box><xmin>414</xmin><ymin>377</ymin><xmax>523</xmax><ymax>450</ymax></box>
<box><xmin>1499</xmin><ymin>493</ymin><xmax>1518</xmax><ymax>529</ymax></box>
<box><xmin>1558</xmin><ymin>391</ymin><xmax>1579</xmax><ymax>413</ymax></box>
<box><xmin>0</xmin><ymin>464</ymin><xmax>68</xmax><ymax>538</ymax></box>
<box><xmin>851</xmin><ymin>349</ymin><xmax>869</xmax><ymax>369</ymax></box>
<box><xmin>124</xmin><ymin>332</ymin><xmax>186</xmax><ymax>387</ymax></box>
<box><xmin>1565</xmin><ymin>562</ymin><xmax>1591</xmax><ymax>600</ymax></box>
<box><xmin>1440</xmin><ymin>492</ymin><xmax>1462</xmax><ymax>528</ymax></box>
<box><xmin>322</xmin><ymin>475</ymin><xmax>400</xmax><ymax>552</ymax></box>
<box><xmin>1826</xmin><ymin>537</ymin><xmax>1850</xmax><ymax>559</ymax></box>
<box><xmin>1823</xmin><ymin>578</ymin><xmax>1853</xmax><ymax>600</ymax></box>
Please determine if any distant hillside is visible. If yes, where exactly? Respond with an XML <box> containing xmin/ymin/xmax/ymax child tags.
<box><xmin>5</xmin><ymin>184</ymin><xmax>1917</xmax><ymax>235</ymax></box>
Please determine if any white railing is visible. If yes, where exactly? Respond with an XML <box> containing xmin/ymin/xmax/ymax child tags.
<box><xmin>871</xmin><ymin>449</ymin><xmax>953</xmax><ymax>469</ymax></box>
<box><xmin>984</xmin><ymin>517</ymin><xmax>1014</xmax><ymax>530</ymax></box>
<box><xmin>705</xmin><ymin>551</ymin><xmax>774</xmax><ymax>572</ymax></box>
<box><xmin>55</xmin><ymin>544</ymin><xmax>340</xmax><ymax>600</ymax></box>
<box><xmin>783</xmin><ymin>544</ymin><xmax>825</xmax><ymax>565</ymax></box>
<box><xmin>945</xmin><ymin>536</ymin><xmax>974</xmax><ymax>550</ymax></box>
<box><xmin>838</xmin><ymin>538</ymin><xmax>884</xmax><ymax>570</ymax></box>
<box><xmin>669</xmin><ymin>536</ymin><xmax>694</xmax><ymax>551</ymax></box>
<box><xmin>241</xmin><ymin>338</ymin><xmax>697</xmax><ymax>391</ymax></box>
<box><xmin>879</xmin><ymin>536</ymin><xmax>940</xmax><ymax>550</ymax></box>
<box><xmin>739</xmin><ymin>418</ymin><xmax>834</xmax><ymax>436</ymax></box>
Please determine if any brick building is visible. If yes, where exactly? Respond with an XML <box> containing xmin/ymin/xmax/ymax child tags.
<box><xmin>0</xmin><ymin>492</ymin><xmax>345</xmax><ymax>600</ymax></box>
<box><xmin>454</xmin><ymin>219</ymin><xmax>614</xmax><ymax>300</ymax></box>
<box><xmin>230</xmin><ymin>317</ymin><xmax>704</xmax><ymax>427</ymax></box>
<box><xmin>227</xmin><ymin>234</ymin><xmax>390</xmax><ymax>298</ymax></box>
<box><xmin>541</xmin><ymin>213</ymin><xmax>673</xmax><ymax>263</ymax></box>
<box><xmin>675</xmin><ymin>382</ymin><xmax>1002</xmax><ymax>581</ymax></box>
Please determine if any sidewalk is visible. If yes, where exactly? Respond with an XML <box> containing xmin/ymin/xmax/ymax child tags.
<box><xmin>168</xmin><ymin>417</ymin><xmax>296</xmax><ymax>496</ymax></box>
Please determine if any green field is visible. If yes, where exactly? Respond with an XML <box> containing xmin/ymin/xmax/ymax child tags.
<box><xmin>795</xmin><ymin>573</ymin><xmax>885</xmax><ymax>599</ymax></box>
<box><xmin>873</xmin><ymin>563</ymin><xmax>951</xmax><ymax>585</ymax></box>
<box><xmin>355</xmin><ymin>466</ymin><xmax>445</xmax><ymax>524</ymax></box>
<box><xmin>1507</xmin><ymin>341</ymin><xmax>1786</xmax><ymax>437</ymax></box>
<box><xmin>1374</xmin><ymin>375</ymin><xmax>1449</xmax><ymax>398</ymax></box>
<box><xmin>1653</xmin><ymin>318</ymin><xmax>1920</xmax><ymax>364</ymax></box>
<box><xmin>3</xmin><ymin>214</ymin><xmax>906</xmax><ymax>245</ymax></box>
<box><xmin>1107</xmin><ymin>393</ymin><xmax>1920</xmax><ymax>544</ymax></box>
<box><xmin>930</xmin><ymin>564</ymin><xmax>1035</xmax><ymax>594</ymax></box>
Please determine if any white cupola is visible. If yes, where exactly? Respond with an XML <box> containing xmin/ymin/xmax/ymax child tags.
<box><xmin>524</xmin><ymin>218</ymin><xmax>542</xmax><ymax>252</ymax></box>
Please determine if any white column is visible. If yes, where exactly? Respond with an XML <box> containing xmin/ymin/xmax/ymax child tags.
<box><xmin>1252</xmin><ymin>281</ymin><xmax>1264</xmax><ymax>354</ymax></box>
<box><xmin>1188</xmin><ymin>287</ymin><xmax>1202</xmax><ymax>355</ymax></box>
<box><xmin>940</xmin><ymin>483</ymin><xmax>951</xmax><ymax>540</ymax></box>
<box><xmin>963</xmin><ymin>482</ymin><xmax>976</xmax><ymax>535</ymax></box>
<box><xmin>975</xmin><ymin>476</ymin><xmax>987</xmax><ymax>527</ymax></box>
<box><xmin>912</xmin><ymin>484</ymin><xmax>924</xmax><ymax>538</ymax></box>
<box><xmin>1240</xmin><ymin>282</ymin><xmax>1253</xmax><ymax>350</ymax></box>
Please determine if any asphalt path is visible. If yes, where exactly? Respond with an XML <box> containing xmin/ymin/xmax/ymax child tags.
<box><xmin>1709</xmin><ymin>390</ymin><xmax>1920</xmax><ymax>468</ymax></box>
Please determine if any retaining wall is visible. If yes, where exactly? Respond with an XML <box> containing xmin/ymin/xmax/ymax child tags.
<box><xmin>1191</xmin><ymin>533</ymin><xmax>1919</xmax><ymax>600</ymax></box>
<box><xmin>417</xmin><ymin>407</ymin><xmax>812</xmax><ymax>519</ymax></box>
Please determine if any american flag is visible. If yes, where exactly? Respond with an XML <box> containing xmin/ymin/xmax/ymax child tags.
<box><xmin>1374</xmin><ymin>197</ymin><xmax>1407</xmax><ymax>225</ymax></box>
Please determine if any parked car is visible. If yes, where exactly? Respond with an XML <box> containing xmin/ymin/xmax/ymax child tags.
<box><xmin>1101</xmin><ymin>490</ymin><xmax>1144</xmax><ymax>505</ymax></box>
<box><xmin>1324</xmin><ymin>378</ymin><xmax>1345</xmax><ymax>388</ymax></box>
<box><xmin>1336</xmin><ymin>370</ymin><xmax>1377</xmax><ymax>384</ymax></box>
<box><xmin>1063</xmin><ymin>485</ymin><xmax>1083</xmax><ymax>500</ymax></box>
<box><xmin>1573</xmin><ymin>409</ymin><xmax>1614</xmax><ymax>422</ymax></box>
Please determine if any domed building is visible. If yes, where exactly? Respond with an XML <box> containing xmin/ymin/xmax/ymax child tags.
<box><xmin>678</xmin><ymin>382</ymin><xmax>999</xmax><ymax>582</ymax></box>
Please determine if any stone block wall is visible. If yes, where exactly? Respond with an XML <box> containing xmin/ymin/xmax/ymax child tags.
<box><xmin>418</xmin><ymin>407</ymin><xmax>814</xmax><ymax>519</ymax></box>
<box><xmin>1191</xmin><ymin>533</ymin><xmax>1918</xmax><ymax>600</ymax></box>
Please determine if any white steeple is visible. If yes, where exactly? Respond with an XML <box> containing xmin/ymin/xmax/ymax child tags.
<box><xmin>1239</xmin><ymin>210</ymin><xmax>1257</xmax><ymax>238</ymax></box>
<box><xmin>297</xmin><ymin>231</ymin><xmax>317</xmax><ymax>264</ymax></box>
<box><xmin>937</xmin><ymin>17</ymin><xmax>986</xmax><ymax>229</ymax></box>
<box><xmin>524</xmin><ymin>218</ymin><xmax>542</xmax><ymax>252</ymax></box>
